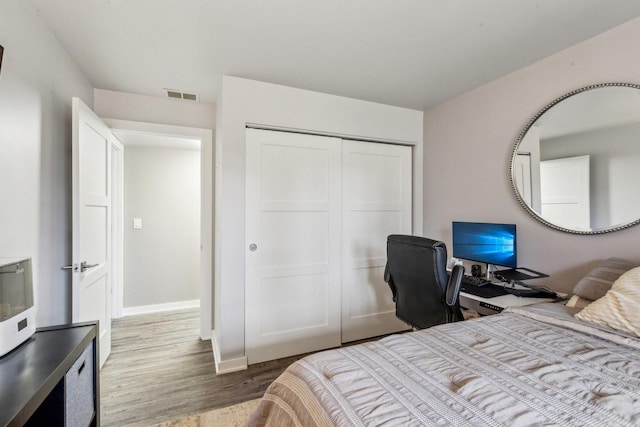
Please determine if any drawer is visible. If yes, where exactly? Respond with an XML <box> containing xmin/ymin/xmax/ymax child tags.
<box><xmin>65</xmin><ymin>341</ymin><xmax>95</xmax><ymax>427</ymax></box>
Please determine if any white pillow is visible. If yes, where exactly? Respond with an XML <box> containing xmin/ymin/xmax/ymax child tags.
<box><xmin>575</xmin><ymin>266</ymin><xmax>640</xmax><ymax>337</ymax></box>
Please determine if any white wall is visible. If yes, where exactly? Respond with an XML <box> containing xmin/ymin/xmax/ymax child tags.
<box><xmin>94</xmin><ymin>89</ymin><xmax>215</xmax><ymax>130</ymax></box>
<box><xmin>214</xmin><ymin>76</ymin><xmax>423</xmax><ymax>371</ymax></box>
<box><xmin>123</xmin><ymin>146</ymin><xmax>200</xmax><ymax>308</ymax></box>
<box><xmin>0</xmin><ymin>1</ymin><xmax>94</xmax><ymax>326</ymax></box>
<box><xmin>423</xmin><ymin>17</ymin><xmax>640</xmax><ymax>294</ymax></box>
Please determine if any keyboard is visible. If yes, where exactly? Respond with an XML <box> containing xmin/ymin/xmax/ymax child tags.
<box><xmin>461</xmin><ymin>275</ymin><xmax>491</xmax><ymax>287</ymax></box>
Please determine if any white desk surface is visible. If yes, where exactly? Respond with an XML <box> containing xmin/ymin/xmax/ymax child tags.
<box><xmin>460</xmin><ymin>282</ymin><xmax>567</xmax><ymax>309</ymax></box>
<box><xmin>459</xmin><ymin>291</ymin><xmax>557</xmax><ymax>309</ymax></box>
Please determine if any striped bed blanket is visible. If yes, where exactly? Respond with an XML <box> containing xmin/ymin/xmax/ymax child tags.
<box><xmin>248</xmin><ymin>303</ymin><xmax>640</xmax><ymax>426</ymax></box>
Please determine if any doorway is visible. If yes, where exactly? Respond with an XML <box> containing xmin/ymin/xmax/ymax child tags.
<box><xmin>105</xmin><ymin>119</ymin><xmax>213</xmax><ymax>340</ymax></box>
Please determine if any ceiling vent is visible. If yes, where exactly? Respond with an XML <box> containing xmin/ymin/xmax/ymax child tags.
<box><xmin>165</xmin><ymin>89</ymin><xmax>199</xmax><ymax>102</ymax></box>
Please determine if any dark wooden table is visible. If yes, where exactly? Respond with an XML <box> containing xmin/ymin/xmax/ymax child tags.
<box><xmin>0</xmin><ymin>323</ymin><xmax>98</xmax><ymax>427</ymax></box>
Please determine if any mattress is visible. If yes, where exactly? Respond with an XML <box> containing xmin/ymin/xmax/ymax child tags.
<box><xmin>248</xmin><ymin>303</ymin><xmax>640</xmax><ymax>426</ymax></box>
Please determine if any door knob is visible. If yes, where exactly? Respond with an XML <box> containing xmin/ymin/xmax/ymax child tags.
<box><xmin>249</xmin><ymin>244</ymin><xmax>257</xmax><ymax>252</ymax></box>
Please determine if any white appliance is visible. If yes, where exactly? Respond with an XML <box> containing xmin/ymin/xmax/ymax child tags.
<box><xmin>0</xmin><ymin>257</ymin><xmax>36</xmax><ymax>357</ymax></box>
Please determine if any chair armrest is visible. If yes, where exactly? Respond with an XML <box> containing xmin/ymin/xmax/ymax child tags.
<box><xmin>446</xmin><ymin>264</ymin><xmax>465</xmax><ymax>306</ymax></box>
<box><xmin>384</xmin><ymin>262</ymin><xmax>397</xmax><ymax>302</ymax></box>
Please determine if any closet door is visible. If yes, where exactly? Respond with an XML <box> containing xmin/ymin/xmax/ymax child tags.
<box><xmin>245</xmin><ymin>129</ymin><xmax>342</xmax><ymax>364</ymax></box>
<box><xmin>341</xmin><ymin>141</ymin><xmax>412</xmax><ymax>343</ymax></box>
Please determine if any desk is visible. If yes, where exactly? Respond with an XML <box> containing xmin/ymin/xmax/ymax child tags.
<box><xmin>460</xmin><ymin>289</ymin><xmax>561</xmax><ymax>316</ymax></box>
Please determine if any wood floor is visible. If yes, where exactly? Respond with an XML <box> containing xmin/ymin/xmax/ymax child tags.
<box><xmin>100</xmin><ymin>308</ymin><xmax>306</xmax><ymax>426</ymax></box>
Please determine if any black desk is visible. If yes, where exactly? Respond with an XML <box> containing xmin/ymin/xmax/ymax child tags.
<box><xmin>0</xmin><ymin>323</ymin><xmax>99</xmax><ymax>427</ymax></box>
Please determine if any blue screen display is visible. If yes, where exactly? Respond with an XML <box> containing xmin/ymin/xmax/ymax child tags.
<box><xmin>452</xmin><ymin>222</ymin><xmax>517</xmax><ymax>268</ymax></box>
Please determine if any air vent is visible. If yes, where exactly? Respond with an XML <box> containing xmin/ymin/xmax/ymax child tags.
<box><xmin>165</xmin><ymin>89</ymin><xmax>199</xmax><ymax>102</ymax></box>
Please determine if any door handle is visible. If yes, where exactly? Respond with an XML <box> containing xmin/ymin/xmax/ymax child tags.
<box><xmin>61</xmin><ymin>261</ymin><xmax>98</xmax><ymax>272</ymax></box>
<box><xmin>80</xmin><ymin>261</ymin><xmax>98</xmax><ymax>272</ymax></box>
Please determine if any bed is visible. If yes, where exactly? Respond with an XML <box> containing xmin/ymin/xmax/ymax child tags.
<box><xmin>248</xmin><ymin>301</ymin><xmax>640</xmax><ymax>426</ymax></box>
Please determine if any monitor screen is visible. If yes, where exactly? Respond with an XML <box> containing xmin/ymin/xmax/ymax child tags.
<box><xmin>452</xmin><ymin>221</ymin><xmax>517</xmax><ymax>268</ymax></box>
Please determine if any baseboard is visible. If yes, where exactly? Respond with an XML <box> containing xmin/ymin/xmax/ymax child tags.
<box><xmin>211</xmin><ymin>329</ymin><xmax>248</xmax><ymax>374</ymax></box>
<box><xmin>200</xmin><ymin>324</ymin><xmax>212</xmax><ymax>341</ymax></box>
<box><xmin>123</xmin><ymin>299</ymin><xmax>200</xmax><ymax>317</ymax></box>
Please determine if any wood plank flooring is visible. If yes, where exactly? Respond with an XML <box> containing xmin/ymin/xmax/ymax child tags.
<box><xmin>100</xmin><ymin>309</ymin><xmax>306</xmax><ymax>426</ymax></box>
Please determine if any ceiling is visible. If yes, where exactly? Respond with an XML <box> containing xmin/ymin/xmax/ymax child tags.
<box><xmin>28</xmin><ymin>0</ymin><xmax>640</xmax><ymax>110</ymax></box>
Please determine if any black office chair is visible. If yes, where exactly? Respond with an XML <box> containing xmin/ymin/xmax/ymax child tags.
<box><xmin>384</xmin><ymin>234</ymin><xmax>465</xmax><ymax>329</ymax></box>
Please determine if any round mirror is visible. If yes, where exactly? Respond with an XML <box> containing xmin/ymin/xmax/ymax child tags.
<box><xmin>511</xmin><ymin>83</ymin><xmax>640</xmax><ymax>234</ymax></box>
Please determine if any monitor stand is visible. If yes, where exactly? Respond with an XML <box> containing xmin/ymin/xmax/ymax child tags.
<box><xmin>485</xmin><ymin>263</ymin><xmax>493</xmax><ymax>280</ymax></box>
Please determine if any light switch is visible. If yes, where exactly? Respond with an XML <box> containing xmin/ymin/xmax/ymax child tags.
<box><xmin>133</xmin><ymin>218</ymin><xmax>142</xmax><ymax>229</ymax></box>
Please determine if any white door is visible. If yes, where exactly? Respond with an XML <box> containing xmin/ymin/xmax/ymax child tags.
<box><xmin>341</xmin><ymin>141</ymin><xmax>412</xmax><ymax>342</ymax></box>
<box><xmin>245</xmin><ymin>129</ymin><xmax>342</xmax><ymax>364</ymax></box>
<box><xmin>71</xmin><ymin>97</ymin><xmax>113</xmax><ymax>367</ymax></box>
<box><xmin>540</xmin><ymin>155</ymin><xmax>590</xmax><ymax>231</ymax></box>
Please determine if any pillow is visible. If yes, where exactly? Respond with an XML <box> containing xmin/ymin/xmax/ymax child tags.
<box><xmin>575</xmin><ymin>266</ymin><xmax>640</xmax><ymax>337</ymax></box>
<box><xmin>572</xmin><ymin>257</ymin><xmax>638</xmax><ymax>301</ymax></box>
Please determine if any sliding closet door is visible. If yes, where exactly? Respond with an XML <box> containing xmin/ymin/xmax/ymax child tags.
<box><xmin>341</xmin><ymin>141</ymin><xmax>412</xmax><ymax>343</ymax></box>
<box><xmin>245</xmin><ymin>129</ymin><xmax>342</xmax><ymax>364</ymax></box>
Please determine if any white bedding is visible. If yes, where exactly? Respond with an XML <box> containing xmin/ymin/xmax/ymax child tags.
<box><xmin>249</xmin><ymin>304</ymin><xmax>640</xmax><ymax>426</ymax></box>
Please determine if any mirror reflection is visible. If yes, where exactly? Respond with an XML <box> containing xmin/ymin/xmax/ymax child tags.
<box><xmin>512</xmin><ymin>83</ymin><xmax>640</xmax><ymax>234</ymax></box>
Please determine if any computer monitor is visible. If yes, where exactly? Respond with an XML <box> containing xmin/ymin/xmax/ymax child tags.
<box><xmin>452</xmin><ymin>221</ymin><xmax>517</xmax><ymax>269</ymax></box>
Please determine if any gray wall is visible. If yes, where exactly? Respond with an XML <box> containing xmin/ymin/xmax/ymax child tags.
<box><xmin>0</xmin><ymin>1</ymin><xmax>94</xmax><ymax>326</ymax></box>
<box><xmin>124</xmin><ymin>146</ymin><xmax>200</xmax><ymax>308</ymax></box>
<box><xmin>423</xmin><ymin>17</ymin><xmax>640</xmax><ymax>294</ymax></box>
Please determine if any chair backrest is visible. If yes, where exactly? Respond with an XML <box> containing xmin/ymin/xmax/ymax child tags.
<box><xmin>384</xmin><ymin>234</ymin><xmax>463</xmax><ymax>329</ymax></box>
